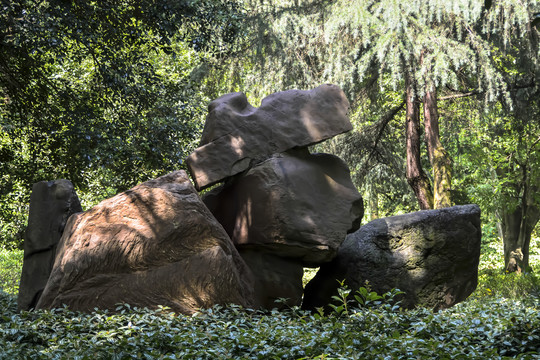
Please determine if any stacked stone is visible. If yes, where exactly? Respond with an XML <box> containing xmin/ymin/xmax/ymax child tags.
<box><xmin>20</xmin><ymin>84</ymin><xmax>481</xmax><ymax>314</ymax></box>
<box><xmin>26</xmin><ymin>84</ymin><xmax>361</xmax><ymax>314</ymax></box>
<box><xmin>187</xmin><ymin>84</ymin><xmax>364</xmax><ymax>308</ymax></box>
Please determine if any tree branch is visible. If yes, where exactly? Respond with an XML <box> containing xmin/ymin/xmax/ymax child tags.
<box><xmin>439</xmin><ymin>80</ymin><xmax>536</xmax><ymax>101</ymax></box>
<box><xmin>357</xmin><ymin>100</ymin><xmax>405</xmax><ymax>179</ymax></box>
<box><xmin>439</xmin><ymin>91</ymin><xmax>480</xmax><ymax>101</ymax></box>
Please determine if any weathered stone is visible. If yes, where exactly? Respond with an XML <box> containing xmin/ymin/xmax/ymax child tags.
<box><xmin>17</xmin><ymin>180</ymin><xmax>82</xmax><ymax>311</ymax></box>
<box><xmin>239</xmin><ymin>250</ymin><xmax>304</xmax><ymax>309</ymax></box>
<box><xmin>186</xmin><ymin>84</ymin><xmax>352</xmax><ymax>190</ymax></box>
<box><xmin>302</xmin><ymin>205</ymin><xmax>481</xmax><ymax>311</ymax></box>
<box><xmin>203</xmin><ymin>149</ymin><xmax>363</xmax><ymax>266</ymax></box>
<box><xmin>36</xmin><ymin>171</ymin><xmax>255</xmax><ymax>314</ymax></box>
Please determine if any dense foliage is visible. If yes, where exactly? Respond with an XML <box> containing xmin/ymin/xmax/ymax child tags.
<box><xmin>0</xmin><ymin>294</ymin><xmax>539</xmax><ymax>359</ymax></box>
<box><xmin>0</xmin><ymin>0</ymin><xmax>244</xmax><ymax>248</ymax></box>
<box><xmin>1</xmin><ymin>233</ymin><xmax>539</xmax><ymax>359</ymax></box>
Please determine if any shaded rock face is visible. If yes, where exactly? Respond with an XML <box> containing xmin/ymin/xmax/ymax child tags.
<box><xmin>186</xmin><ymin>84</ymin><xmax>352</xmax><ymax>190</ymax></box>
<box><xmin>203</xmin><ymin>149</ymin><xmax>364</xmax><ymax>266</ymax></box>
<box><xmin>17</xmin><ymin>180</ymin><xmax>82</xmax><ymax>311</ymax></box>
<box><xmin>36</xmin><ymin>171</ymin><xmax>255</xmax><ymax>314</ymax></box>
<box><xmin>303</xmin><ymin>205</ymin><xmax>482</xmax><ymax>311</ymax></box>
<box><xmin>239</xmin><ymin>250</ymin><xmax>304</xmax><ymax>309</ymax></box>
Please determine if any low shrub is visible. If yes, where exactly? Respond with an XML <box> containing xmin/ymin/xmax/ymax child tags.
<box><xmin>1</xmin><ymin>234</ymin><xmax>540</xmax><ymax>359</ymax></box>
<box><xmin>0</xmin><ymin>291</ymin><xmax>539</xmax><ymax>359</ymax></box>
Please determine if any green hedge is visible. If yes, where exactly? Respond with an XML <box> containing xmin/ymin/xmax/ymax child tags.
<box><xmin>1</xmin><ymin>233</ymin><xmax>540</xmax><ymax>359</ymax></box>
<box><xmin>1</xmin><ymin>293</ymin><xmax>539</xmax><ymax>359</ymax></box>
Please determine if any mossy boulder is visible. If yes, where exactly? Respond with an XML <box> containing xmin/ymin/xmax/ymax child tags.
<box><xmin>303</xmin><ymin>204</ymin><xmax>481</xmax><ymax>311</ymax></box>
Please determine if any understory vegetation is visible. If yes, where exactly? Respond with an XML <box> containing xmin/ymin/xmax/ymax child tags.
<box><xmin>1</xmin><ymin>230</ymin><xmax>539</xmax><ymax>359</ymax></box>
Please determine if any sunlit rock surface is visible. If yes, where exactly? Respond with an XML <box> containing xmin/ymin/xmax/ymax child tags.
<box><xmin>203</xmin><ymin>149</ymin><xmax>363</xmax><ymax>266</ymax></box>
<box><xmin>36</xmin><ymin>171</ymin><xmax>255</xmax><ymax>314</ymax></box>
<box><xmin>186</xmin><ymin>84</ymin><xmax>352</xmax><ymax>190</ymax></box>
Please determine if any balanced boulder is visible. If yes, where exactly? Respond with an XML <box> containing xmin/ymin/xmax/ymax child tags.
<box><xmin>18</xmin><ymin>179</ymin><xmax>82</xmax><ymax>311</ymax></box>
<box><xmin>186</xmin><ymin>84</ymin><xmax>352</xmax><ymax>190</ymax></box>
<box><xmin>203</xmin><ymin>149</ymin><xmax>363</xmax><ymax>266</ymax></box>
<box><xmin>36</xmin><ymin>171</ymin><xmax>255</xmax><ymax>314</ymax></box>
<box><xmin>303</xmin><ymin>205</ymin><xmax>482</xmax><ymax>311</ymax></box>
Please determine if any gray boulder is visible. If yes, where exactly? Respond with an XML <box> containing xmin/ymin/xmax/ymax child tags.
<box><xmin>203</xmin><ymin>149</ymin><xmax>363</xmax><ymax>266</ymax></box>
<box><xmin>186</xmin><ymin>84</ymin><xmax>352</xmax><ymax>190</ymax></box>
<box><xmin>17</xmin><ymin>180</ymin><xmax>82</xmax><ymax>311</ymax></box>
<box><xmin>36</xmin><ymin>171</ymin><xmax>255</xmax><ymax>314</ymax></box>
<box><xmin>303</xmin><ymin>205</ymin><xmax>482</xmax><ymax>311</ymax></box>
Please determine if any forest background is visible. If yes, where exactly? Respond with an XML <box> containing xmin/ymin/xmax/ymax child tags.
<box><xmin>1</xmin><ymin>0</ymin><xmax>540</xmax><ymax>272</ymax></box>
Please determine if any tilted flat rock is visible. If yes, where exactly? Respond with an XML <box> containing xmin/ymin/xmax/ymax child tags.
<box><xmin>17</xmin><ymin>180</ymin><xmax>82</xmax><ymax>311</ymax></box>
<box><xmin>36</xmin><ymin>171</ymin><xmax>255</xmax><ymax>314</ymax></box>
<box><xmin>302</xmin><ymin>205</ymin><xmax>482</xmax><ymax>311</ymax></box>
<box><xmin>186</xmin><ymin>84</ymin><xmax>352</xmax><ymax>190</ymax></box>
<box><xmin>203</xmin><ymin>149</ymin><xmax>363</xmax><ymax>266</ymax></box>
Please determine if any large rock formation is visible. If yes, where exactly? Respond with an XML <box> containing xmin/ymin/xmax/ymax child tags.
<box><xmin>36</xmin><ymin>171</ymin><xmax>255</xmax><ymax>314</ymax></box>
<box><xmin>203</xmin><ymin>149</ymin><xmax>363</xmax><ymax>266</ymax></box>
<box><xmin>186</xmin><ymin>84</ymin><xmax>352</xmax><ymax>190</ymax></box>
<box><xmin>303</xmin><ymin>205</ymin><xmax>482</xmax><ymax>311</ymax></box>
<box><xmin>17</xmin><ymin>180</ymin><xmax>82</xmax><ymax>311</ymax></box>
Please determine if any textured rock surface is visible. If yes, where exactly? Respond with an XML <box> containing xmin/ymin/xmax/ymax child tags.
<box><xmin>203</xmin><ymin>149</ymin><xmax>363</xmax><ymax>266</ymax></box>
<box><xmin>186</xmin><ymin>84</ymin><xmax>352</xmax><ymax>190</ymax></box>
<box><xmin>36</xmin><ymin>171</ymin><xmax>255</xmax><ymax>314</ymax></box>
<box><xmin>239</xmin><ymin>250</ymin><xmax>304</xmax><ymax>309</ymax></box>
<box><xmin>303</xmin><ymin>205</ymin><xmax>482</xmax><ymax>311</ymax></box>
<box><xmin>17</xmin><ymin>180</ymin><xmax>82</xmax><ymax>311</ymax></box>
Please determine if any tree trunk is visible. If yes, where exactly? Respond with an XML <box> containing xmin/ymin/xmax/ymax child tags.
<box><xmin>405</xmin><ymin>76</ymin><xmax>433</xmax><ymax>210</ymax></box>
<box><xmin>423</xmin><ymin>90</ymin><xmax>452</xmax><ymax>208</ymax></box>
<box><xmin>500</xmin><ymin>183</ymin><xmax>540</xmax><ymax>273</ymax></box>
<box><xmin>368</xmin><ymin>181</ymin><xmax>379</xmax><ymax>220</ymax></box>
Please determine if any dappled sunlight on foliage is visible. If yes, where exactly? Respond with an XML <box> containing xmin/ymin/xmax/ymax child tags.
<box><xmin>1</xmin><ymin>234</ymin><xmax>540</xmax><ymax>358</ymax></box>
<box><xmin>0</xmin><ymin>286</ymin><xmax>538</xmax><ymax>359</ymax></box>
<box><xmin>0</xmin><ymin>248</ymin><xmax>23</xmax><ymax>296</ymax></box>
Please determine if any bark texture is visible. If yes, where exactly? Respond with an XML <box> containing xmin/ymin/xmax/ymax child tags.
<box><xmin>423</xmin><ymin>90</ymin><xmax>452</xmax><ymax>209</ymax></box>
<box><xmin>500</xmin><ymin>187</ymin><xmax>540</xmax><ymax>273</ymax></box>
<box><xmin>405</xmin><ymin>76</ymin><xmax>433</xmax><ymax>209</ymax></box>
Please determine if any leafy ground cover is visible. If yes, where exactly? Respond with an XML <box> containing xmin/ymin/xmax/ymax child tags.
<box><xmin>1</xmin><ymin>232</ymin><xmax>539</xmax><ymax>359</ymax></box>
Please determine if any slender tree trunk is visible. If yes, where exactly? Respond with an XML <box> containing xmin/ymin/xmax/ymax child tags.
<box><xmin>405</xmin><ymin>76</ymin><xmax>433</xmax><ymax>210</ymax></box>
<box><xmin>423</xmin><ymin>90</ymin><xmax>452</xmax><ymax>208</ymax></box>
<box><xmin>500</xmin><ymin>182</ymin><xmax>540</xmax><ymax>273</ymax></box>
<box><xmin>368</xmin><ymin>181</ymin><xmax>379</xmax><ymax>220</ymax></box>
